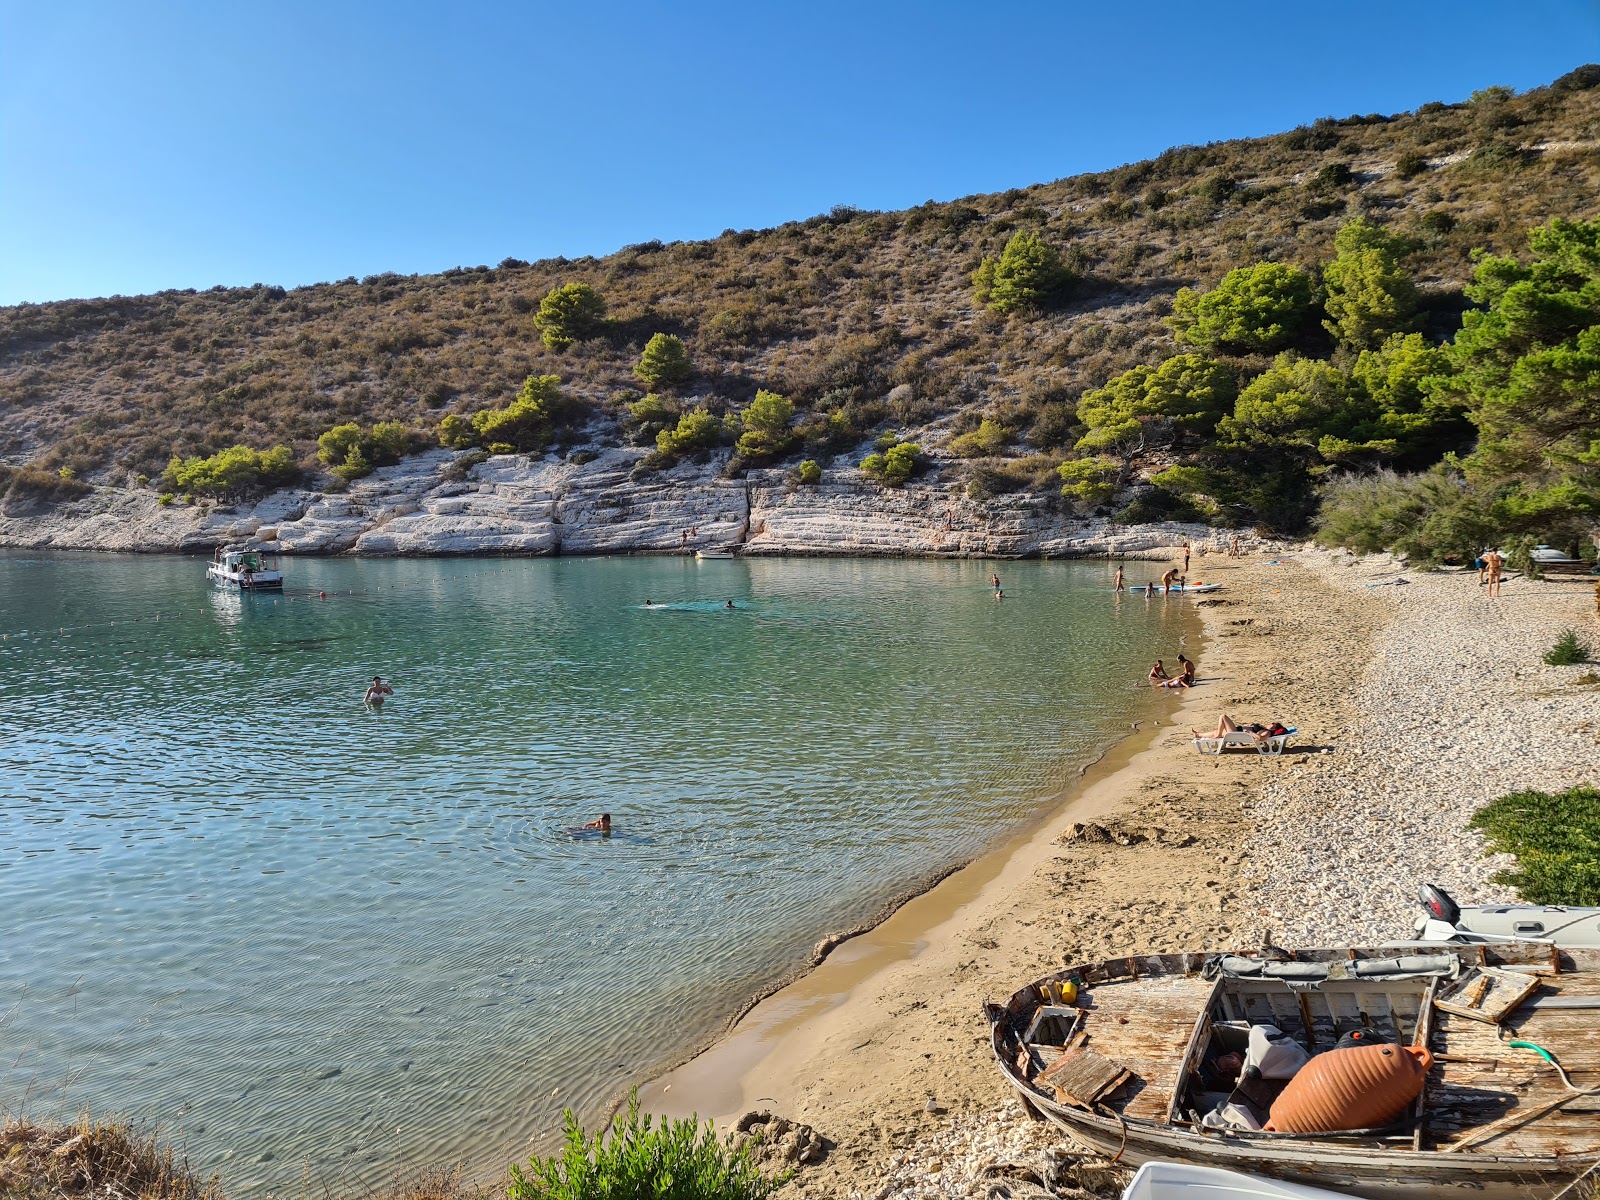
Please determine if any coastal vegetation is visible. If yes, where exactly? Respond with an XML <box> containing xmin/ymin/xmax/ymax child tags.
<box><xmin>0</xmin><ymin>1112</ymin><xmax>222</xmax><ymax>1200</ymax></box>
<box><xmin>160</xmin><ymin>443</ymin><xmax>298</xmax><ymax>502</ymax></box>
<box><xmin>507</xmin><ymin>1096</ymin><xmax>787</xmax><ymax>1200</ymax></box>
<box><xmin>2</xmin><ymin>67</ymin><xmax>1600</xmax><ymax>553</ymax></box>
<box><xmin>1469</xmin><ymin>786</ymin><xmax>1600</xmax><ymax>905</ymax></box>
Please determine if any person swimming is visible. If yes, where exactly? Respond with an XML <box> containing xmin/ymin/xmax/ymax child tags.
<box><xmin>582</xmin><ymin>813</ymin><xmax>612</xmax><ymax>835</ymax></box>
<box><xmin>725</xmin><ymin>599</ymin><xmax>735</xmax><ymax>609</ymax></box>
<box><xmin>364</xmin><ymin>675</ymin><xmax>394</xmax><ymax>704</ymax></box>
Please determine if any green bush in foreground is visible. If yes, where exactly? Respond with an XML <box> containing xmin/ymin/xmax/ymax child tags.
<box><xmin>1469</xmin><ymin>786</ymin><xmax>1600</xmax><ymax>905</ymax></box>
<box><xmin>1544</xmin><ymin>629</ymin><xmax>1593</xmax><ymax>666</ymax></box>
<box><xmin>508</xmin><ymin>1094</ymin><xmax>787</xmax><ymax>1200</ymax></box>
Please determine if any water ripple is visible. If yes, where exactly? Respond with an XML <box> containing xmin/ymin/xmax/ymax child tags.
<box><xmin>0</xmin><ymin>551</ymin><xmax>1185</xmax><ymax>1192</ymax></box>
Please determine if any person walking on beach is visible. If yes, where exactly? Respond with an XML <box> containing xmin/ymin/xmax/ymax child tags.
<box><xmin>1114</xmin><ymin>565</ymin><xmax>1125</xmax><ymax>593</ymax></box>
<box><xmin>1183</xmin><ymin>541</ymin><xmax>1192</xmax><ymax>574</ymax></box>
<box><xmin>1485</xmin><ymin>548</ymin><xmax>1505</xmax><ymax>598</ymax></box>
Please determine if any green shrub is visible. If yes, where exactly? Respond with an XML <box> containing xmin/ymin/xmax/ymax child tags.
<box><xmin>1166</xmin><ymin>262</ymin><xmax>1316</xmax><ymax>354</ymax></box>
<box><xmin>626</xmin><ymin>393</ymin><xmax>677</xmax><ymax>444</ymax></box>
<box><xmin>441</xmin><ymin>448</ymin><xmax>489</xmax><ymax>481</ymax></box>
<box><xmin>157</xmin><ymin>492</ymin><xmax>174</xmax><ymax>506</ymax></box>
<box><xmin>162</xmin><ymin>444</ymin><xmax>299</xmax><ymax>503</ymax></box>
<box><xmin>634</xmin><ymin>333</ymin><xmax>692</xmax><ymax>389</ymax></box>
<box><xmin>318</xmin><ymin>419</ymin><xmax>415</xmax><ymax>480</ymax></box>
<box><xmin>1505</xmin><ymin>534</ymin><xmax>1544</xmax><ymax>580</ymax></box>
<box><xmin>508</xmin><ymin>1094</ymin><xmax>787</xmax><ymax>1200</ymax></box>
<box><xmin>0</xmin><ymin>463</ymin><xmax>93</xmax><ymax>508</ymax></box>
<box><xmin>948</xmin><ymin>417</ymin><xmax>1013</xmax><ymax>458</ymax></box>
<box><xmin>657</xmin><ymin>407</ymin><xmax>727</xmax><ymax>455</ymax></box>
<box><xmin>860</xmin><ymin>441</ymin><xmax>920</xmax><ymax>485</ymax></box>
<box><xmin>735</xmin><ymin>389</ymin><xmax>796</xmax><ymax>459</ymax></box>
<box><xmin>971</xmin><ymin>231</ymin><xmax>1072</xmax><ymax>314</ymax></box>
<box><xmin>1469</xmin><ymin>787</ymin><xmax>1600</xmax><ymax>905</ymax></box>
<box><xmin>473</xmin><ymin>375</ymin><xmax>570</xmax><ymax>454</ymax></box>
<box><xmin>797</xmin><ymin>458</ymin><xmax>821</xmax><ymax>484</ymax></box>
<box><xmin>534</xmin><ymin>283</ymin><xmax>607</xmax><ymax>351</ymax></box>
<box><xmin>1544</xmin><ymin>629</ymin><xmax>1593</xmax><ymax>666</ymax></box>
<box><xmin>1309</xmin><ymin>162</ymin><xmax>1354</xmax><ymax>192</ymax></box>
<box><xmin>439</xmin><ymin>413</ymin><xmax>478</xmax><ymax>449</ymax></box>
<box><xmin>1393</xmin><ymin>152</ymin><xmax>1430</xmax><ymax>179</ymax></box>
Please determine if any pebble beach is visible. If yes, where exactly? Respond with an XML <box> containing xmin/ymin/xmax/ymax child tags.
<box><xmin>645</xmin><ymin>548</ymin><xmax>1600</xmax><ymax>1200</ymax></box>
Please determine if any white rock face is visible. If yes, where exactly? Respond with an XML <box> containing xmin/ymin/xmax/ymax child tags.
<box><xmin>0</xmin><ymin>447</ymin><xmax>1262</xmax><ymax>560</ymax></box>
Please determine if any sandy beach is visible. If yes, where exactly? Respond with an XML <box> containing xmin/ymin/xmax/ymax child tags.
<box><xmin>639</xmin><ymin>549</ymin><xmax>1600</xmax><ymax>1199</ymax></box>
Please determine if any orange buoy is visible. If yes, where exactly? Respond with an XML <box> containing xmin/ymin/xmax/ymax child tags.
<box><xmin>1265</xmin><ymin>1044</ymin><xmax>1433</xmax><ymax>1133</ymax></box>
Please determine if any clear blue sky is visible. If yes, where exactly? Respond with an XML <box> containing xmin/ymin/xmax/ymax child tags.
<box><xmin>3</xmin><ymin>1</ymin><xmax>1597</xmax><ymax>305</ymax></box>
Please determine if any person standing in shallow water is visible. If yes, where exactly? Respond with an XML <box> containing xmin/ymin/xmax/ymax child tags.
<box><xmin>364</xmin><ymin>676</ymin><xmax>394</xmax><ymax>704</ymax></box>
<box><xmin>1114</xmin><ymin>565</ymin><xmax>1125</xmax><ymax>593</ymax></box>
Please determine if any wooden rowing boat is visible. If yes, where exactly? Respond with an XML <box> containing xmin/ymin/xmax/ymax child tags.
<box><xmin>985</xmin><ymin>942</ymin><xmax>1599</xmax><ymax>1199</ymax></box>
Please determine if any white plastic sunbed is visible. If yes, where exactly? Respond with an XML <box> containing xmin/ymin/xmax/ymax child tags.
<box><xmin>1191</xmin><ymin>727</ymin><xmax>1296</xmax><ymax>756</ymax></box>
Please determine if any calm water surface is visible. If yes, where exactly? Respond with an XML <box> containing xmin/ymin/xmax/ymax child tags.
<box><xmin>0</xmin><ymin>552</ymin><xmax>1188</xmax><ymax>1193</ymax></box>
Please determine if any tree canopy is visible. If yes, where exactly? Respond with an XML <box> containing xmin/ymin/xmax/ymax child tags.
<box><xmin>1321</xmin><ymin>219</ymin><xmax>1420</xmax><ymax>350</ymax></box>
<box><xmin>735</xmin><ymin>389</ymin><xmax>796</xmax><ymax>459</ymax></box>
<box><xmin>634</xmin><ymin>333</ymin><xmax>692</xmax><ymax>389</ymax></box>
<box><xmin>1166</xmin><ymin>262</ymin><xmax>1316</xmax><ymax>354</ymax></box>
<box><xmin>533</xmin><ymin>283</ymin><xmax>608</xmax><ymax>351</ymax></box>
<box><xmin>972</xmin><ymin>232</ymin><xmax>1072</xmax><ymax>314</ymax></box>
<box><xmin>1075</xmin><ymin>354</ymin><xmax>1236</xmax><ymax>460</ymax></box>
<box><xmin>163</xmin><ymin>444</ymin><xmax>299</xmax><ymax>502</ymax></box>
<box><xmin>471</xmin><ymin>375</ymin><xmax>570</xmax><ymax>453</ymax></box>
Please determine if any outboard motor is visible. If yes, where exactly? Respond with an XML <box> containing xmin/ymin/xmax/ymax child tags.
<box><xmin>1414</xmin><ymin>883</ymin><xmax>1465</xmax><ymax>942</ymax></box>
<box><xmin>1419</xmin><ymin>884</ymin><xmax>1461</xmax><ymax>926</ymax></box>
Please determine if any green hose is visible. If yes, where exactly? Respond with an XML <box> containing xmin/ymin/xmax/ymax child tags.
<box><xmin>1508</xmin><ymin>1039</ymin><xmax>1579</xmax><ymax>1090</ymax></box>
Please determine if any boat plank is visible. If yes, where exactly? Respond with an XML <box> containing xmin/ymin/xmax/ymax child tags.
<box><xmin>1073</xmin><ymin>974</ymin><xmax>1219</xmax><ymax>1122</ymax></box>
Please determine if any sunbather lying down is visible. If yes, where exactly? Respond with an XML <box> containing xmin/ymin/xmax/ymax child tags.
<box><xmin>1194</xmin><ymin>714</ymin><xmax>1289</xmax><ymax>742</ymax></box>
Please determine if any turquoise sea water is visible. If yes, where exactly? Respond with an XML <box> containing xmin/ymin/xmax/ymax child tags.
<box><xmin>0</xmin><ymin>552</ymin><xmax>1188</xmax><ymax>1194</ymax></box>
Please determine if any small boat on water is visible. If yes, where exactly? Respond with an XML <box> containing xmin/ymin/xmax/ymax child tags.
<box><xmin>695</xmin><ymin>550</ymin><xmax>736</xmax><ymax>560</ymax></box>
<box><xmin>987</xmin><ymin>941</ymin><xmax>1600</xmax><ymax>1199</ymax></box>
<box><xmin>1130</xmin><ymin>583</ymin><xmax>1223</xmax><ymax>595</ymax></box>
<box><xmin>207</xmin><ymin>548</ymin><xmax>284</xmax><ymax>590</ymax></box>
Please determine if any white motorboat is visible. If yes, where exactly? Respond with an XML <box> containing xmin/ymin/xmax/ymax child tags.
<box><xmin>695</xmin><ymin>550</ymin><xmax>736</xmax><ymax>560</ymax></box>
<box><xmin>207</xmin><ymin>548</ymin><xmax>284</xmax><ymax>590</ymax></box>
<box><xmin>1414</xmin><ymin>883</ymin><xmax>1600</xmax><ymax>948</ymax></box>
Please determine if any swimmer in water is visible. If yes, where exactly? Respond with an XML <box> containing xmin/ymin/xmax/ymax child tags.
<box><xmin>364</xmin><ymin>675</ymin><xmax>394</xmax><ymax>704</ymax></box>
<box><xmin>645</xmin><ymin>599</ymin><xmax>655</xmax><ymax>607</ymax></box>
<box><xmin>725</xmin><ymin>599</ymin><xmax>735</xmax><ymax>609</ymax></box>
<box><xmin>582</xmin><ymin>813</ymin><xmax>612</xmax><ymax>834</ymax></box>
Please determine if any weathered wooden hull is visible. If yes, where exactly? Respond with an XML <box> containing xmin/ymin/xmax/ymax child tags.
<box><xmin>988</xmin><ymin>944</ymin><xmax>1600</xmax><ymax>1200</ymax></box>
<box><xmin>1010</xmin><ymin>1085</ymin><xmax>1586</xmax><ymax>1200</ymax></box>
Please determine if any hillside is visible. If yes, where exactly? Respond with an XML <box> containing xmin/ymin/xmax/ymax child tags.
<box><xmin>3</xmin><ymin>68</ymin><xmax>1599</xmax><ymax>524</ymax></box>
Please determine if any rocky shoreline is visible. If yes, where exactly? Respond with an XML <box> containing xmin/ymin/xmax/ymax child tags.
<box><xmin>0</xmin><ymin>447</ymin><xmax>1264</xmax><ymax>561</ymax></box>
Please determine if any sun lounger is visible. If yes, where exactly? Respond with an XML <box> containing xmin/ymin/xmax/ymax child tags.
<box><xmin>1192</xmin><ymin>727</ymin><xmax>1296</xmax><ymax>756</ymax></box>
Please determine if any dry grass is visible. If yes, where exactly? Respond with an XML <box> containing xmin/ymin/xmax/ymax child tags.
<box><xmin>0</xmin><ymin>1113</ymin><xmax>503</xmax><ymax>1200</ymax></box>
<box><xmin>1</xmin><ymin>71</ymin><xmax>1598</xmax><ymax>488</ymax></box>
<box><xmin>0</xmin><ymin>1111</ymin><xmax>221</xmax><ymax>1200</ymax></box>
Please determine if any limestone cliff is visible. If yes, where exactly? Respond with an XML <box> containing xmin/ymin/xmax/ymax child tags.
<box><xmin>0</xmin><ymin>448</ymin><xmax>1253</xmax><ymax>561</ymax></box>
